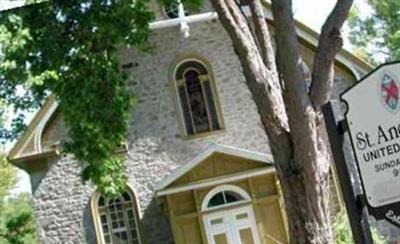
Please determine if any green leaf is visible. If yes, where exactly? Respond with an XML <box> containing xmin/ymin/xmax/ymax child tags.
<box><xmin>333</xmin><ymin>211</ymin><xmax>386</xmax><ymax>244</ymax></box>
<box><xmin>349</xmin><ymin>0</ymin><xmax>400</xmax><ymax>63</ymax></box>
<box><xmin>0</xmin><ymin>0</ymin><xmax>154</xmax><ymax>194</ymax></box>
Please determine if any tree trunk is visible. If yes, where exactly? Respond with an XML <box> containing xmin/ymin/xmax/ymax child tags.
<box><xmin>211</xmin><ymin>0</ymin><xmax>353</xmax><ymax>243</ymax></box>
<box><xmin>276</xmin><ymin>126</ymin><xmax>332</xmax><ymax>243</ymax></box>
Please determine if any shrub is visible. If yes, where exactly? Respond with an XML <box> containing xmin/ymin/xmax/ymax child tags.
<box><xmin>0</xmin><ymin>193</ymin><xmax>37</xmax><ymax>244</ymax></box>
<box><xmin>333</xmin><ymin>211</ymin><xmax>386</xmax><ymax>244</ymax></box>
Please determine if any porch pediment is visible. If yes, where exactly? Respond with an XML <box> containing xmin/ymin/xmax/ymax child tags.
<box><xmin>156</xmin><ymin>144</ymin><xmax>274</xmax><ymax>196</ymax></box>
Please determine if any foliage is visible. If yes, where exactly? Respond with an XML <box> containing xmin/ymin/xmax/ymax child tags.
<box><xmin>0</xmin><ymin>1</ymin><xmax>153</xmax><ymax>195</ymax></box>
<box><xmin>0</xmin><ymin>193</ymin><xmax>37</xmax><ymax>244</ymax></box>
<box><xmin>332</xmin><ymin>211</ymin><xmax>386</xmax><ymax>244</ymax></box>
<box><xmin>348</xmin><ymin>0</ymin><xmax>400</xmax><ymax>64</ymax></box>
<box><xmin>0</xmin><ymin>156</ymin><xmax>37</xmax><ymax>243</ymax></box>
<box><xmin>0</xmin><ymin>156</ymin><xmax>15</xmax><ymax>200</ymax></box>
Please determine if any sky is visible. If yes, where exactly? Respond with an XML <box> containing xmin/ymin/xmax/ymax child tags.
<box><xmin>292</xmin><ymin>0</ymin><xmax>371</xmax><ymax>50</ymax></box>
<box><xmin>0</xmin><ymin>0</ymin><xmax>25</xmax><ymax>11</ymax></box>
<box><xmin>293</xmin><ymin>0</ymin><xmax>338</xmax><ymax>31</ymax></box>
<box><xmin>0</xmin><ymin>0</ymin><xmax>370</xmax><ymax>196</ymax></box>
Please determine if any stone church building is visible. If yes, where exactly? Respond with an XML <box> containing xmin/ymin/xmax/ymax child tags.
<box><xmin>8</xmin><ymin>1</ymin><xmax>376</xmax><ymax>244</ymax></box>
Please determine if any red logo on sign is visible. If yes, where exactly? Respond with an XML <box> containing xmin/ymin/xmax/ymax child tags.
<box><xmin>381</xmin><ymin>74</ymin><xmax>399</xmax><ymax>112</ymax></box>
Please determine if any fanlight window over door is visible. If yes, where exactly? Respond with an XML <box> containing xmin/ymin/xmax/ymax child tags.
<box><xmin>207</xmin><ymin>190</ymin><xmax>246</xmax><ymax>208</ymax></box>
<box><xmin>174</xmin><ymin>58</ymin><xmax>223</xmax><ymax>136</ymax></box>
<box><xmin>93</xmin><ymin>190</ymin><xmax>142</xmax><ymax>244</ymax></box>
<box><xmin>202</xmin><ymin>185</ymin><xmax>251</xmax><ymax>211</ymax></box>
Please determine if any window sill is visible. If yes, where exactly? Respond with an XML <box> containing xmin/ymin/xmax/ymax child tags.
<box><xmin>182</xmin><ymin>129</ymin><xmax>226</xmax><ymax>140</ymax></box>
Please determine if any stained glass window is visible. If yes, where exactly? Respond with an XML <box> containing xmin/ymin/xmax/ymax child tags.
<box><xmin>185</xmin><ymin>69</ymin><xmax>210</xmax><ymax>133</ymax></box>
<box><xmin>174</xmin><ymin>59</ymin><xmax>222</xmax><ymax>136</ymax></box>
<box><xmin>95</xmin><ymin>191</ymin><xmax>142</xmax><ymax>244</ymax></box>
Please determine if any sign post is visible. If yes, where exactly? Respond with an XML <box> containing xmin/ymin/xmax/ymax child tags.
<box><xmin>322</xmin><ymin>102</ymin><xmax>374</xmax><ymax>244</ymax></box>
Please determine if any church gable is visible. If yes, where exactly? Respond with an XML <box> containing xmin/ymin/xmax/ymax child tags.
<box><xmin>40</xmin><ymin>113</ymin><xmax>66</xmax><ymax>152</ymax></box>
<box><xmin>171</xmin><ymin>152</ymin><xmax>268</xmax><ymax>187</ymax></box>
<box><xmin>156</xmin><ymin>144</ymin><xmax>273</xmax><ymax>194</ymax></box>
<box><xmin>8</xmin><ymin>97</ymin><xmax>60</xmax><ymax>162</ymax></box>
<box><xmin>156</xmin><ymin>145</ymin><xmax>286</xmax><ymax>244</ymax></box>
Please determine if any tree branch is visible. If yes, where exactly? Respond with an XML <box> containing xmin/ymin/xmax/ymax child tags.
<box><xmin>271</xmin><ymin>0</ymin><xmax>309</xmax><ymax>110</ymax></box>
<box><xmin>310</xmin><ymin>0</ymin><xmax>354</xmax><ymax>108</ymax></box>
<box><xmin>211</xmin><ymin>0</ymin><xmax>292</xmax><ymax>165</ymax></box>
<box><xmin>214</xmin><ymin>0</ymin><xmax>257</xmax><ymax>53</ymax></box>
<box><xmin>248</xmin><ymin>0</ymin><xmax>276</xmax><ymax>71</ymax></box>
<box><xmin>271</xmin><ymin>0</ymin><xmax>324</xmax><ymax>180</ymax></box>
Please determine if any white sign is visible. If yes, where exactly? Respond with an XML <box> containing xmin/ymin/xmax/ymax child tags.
<box><xmin>342</xmin><ymin>62</ymin><xmax>400</xmax><ymax>208</ymax></box>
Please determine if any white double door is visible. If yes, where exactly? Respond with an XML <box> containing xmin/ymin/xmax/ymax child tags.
<box><xmin>203</xmin><ymin>206</ymin><xmax>261</xmax><ymax>244</ymax></box>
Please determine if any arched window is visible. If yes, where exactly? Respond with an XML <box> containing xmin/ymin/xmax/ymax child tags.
<box><xmin>202</xmin><ymin>185</ymin><xmax>251</xmax><ymax>211</ymax></box>
<box><xmin>173</xmin><ymin>58</ymin><xmax>223</xmax><ymax>136</ymax></box>
<box><xmin>91</xmin><ymin>189</ymin><xmax>142</xmax><ymax>244</ymax></box>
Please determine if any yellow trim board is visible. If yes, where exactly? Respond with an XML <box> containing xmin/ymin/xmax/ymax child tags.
<box><xmin>155</xmin><ymin>143</ymin><xmax>273</xmax><ymax>192</ymax></box>
<box><xmin>157</xmin><ymin>166</ymin><xmax>275</xmax><ymax>196</ymax></box>
<box><xmin>8</xmin><ymin>96</ymin><xmax>57</xmax><ymax>161</ymax></box>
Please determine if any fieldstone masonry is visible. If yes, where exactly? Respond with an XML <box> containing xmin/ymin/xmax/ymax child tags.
<box><xmin>32</xmin><ymin>20</ymin><xmax>273</xmax><ymax>243</ymax></box>
<box><xmin>32</xmin><ymin>156</ymin><xmax>96</xmax><ymax>243</ymax></box>
<box><xmin>28</xmin><ymin>5</ymin><xmax>387</xmax><ymax>244</ymax></box>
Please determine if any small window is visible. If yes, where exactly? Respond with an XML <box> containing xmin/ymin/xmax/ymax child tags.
<box><xmin>92</xmin><ymin>189</ymin><xmax>142</xmax><ymax>244</ymax></box>
<box><xmin>173</xmin><ymin>58</ymin><xmax>223</xmax><ymax>136</ymax></box>
<box><xmin>207</xmin><ymin>190</ymin><xmax>244</xmax><ymax>208</ymax></box>
<box><xmin>163</xmin><ymin>0</ymin><xmax>189</xmax><ymax>19</ymax></box>
<box><xmin>202</xmin><ymin>185</ymin><xmax>250</xmax><ymax>211</ymax></box>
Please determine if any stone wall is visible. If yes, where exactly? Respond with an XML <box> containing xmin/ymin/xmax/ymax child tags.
<box><xmin>29</xmin><ymin>17</ymin><xmax>361</xmax><ymax>244</ymax></box>
<box><xmin>32</xmin><ymin>156</ymin><xmax>96</xmax><ymax>244</ymax></box>
<box><xmin>31</xmin><ymin>20</ymin><xmax>272</xmax><ymax>244</ymax></box>
<box><xmin>120</xmin><ymin>20</ymin><xmax>272</xmax><ymax>243</ymax></box>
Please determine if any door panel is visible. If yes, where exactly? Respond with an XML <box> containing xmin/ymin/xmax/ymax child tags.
<box><xmin>214</xmin><ymin>233</ymin><xmax>229</xmax><ymax>244</ymax></box>
<box><xmin>239</xmin><ymin>228</ymin><xmax>255</xmax><ymax>244</ymax></box>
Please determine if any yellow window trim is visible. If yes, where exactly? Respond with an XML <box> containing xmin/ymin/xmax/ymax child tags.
<box><xmin>169</xmin><ymin>54</ymin><xmax>225</xmax><ymax>138</ymax></box>
<box><xmin>90</xmin><ymin>184</ymin><xmax>143</xmax><ymax>244</ymax></box>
